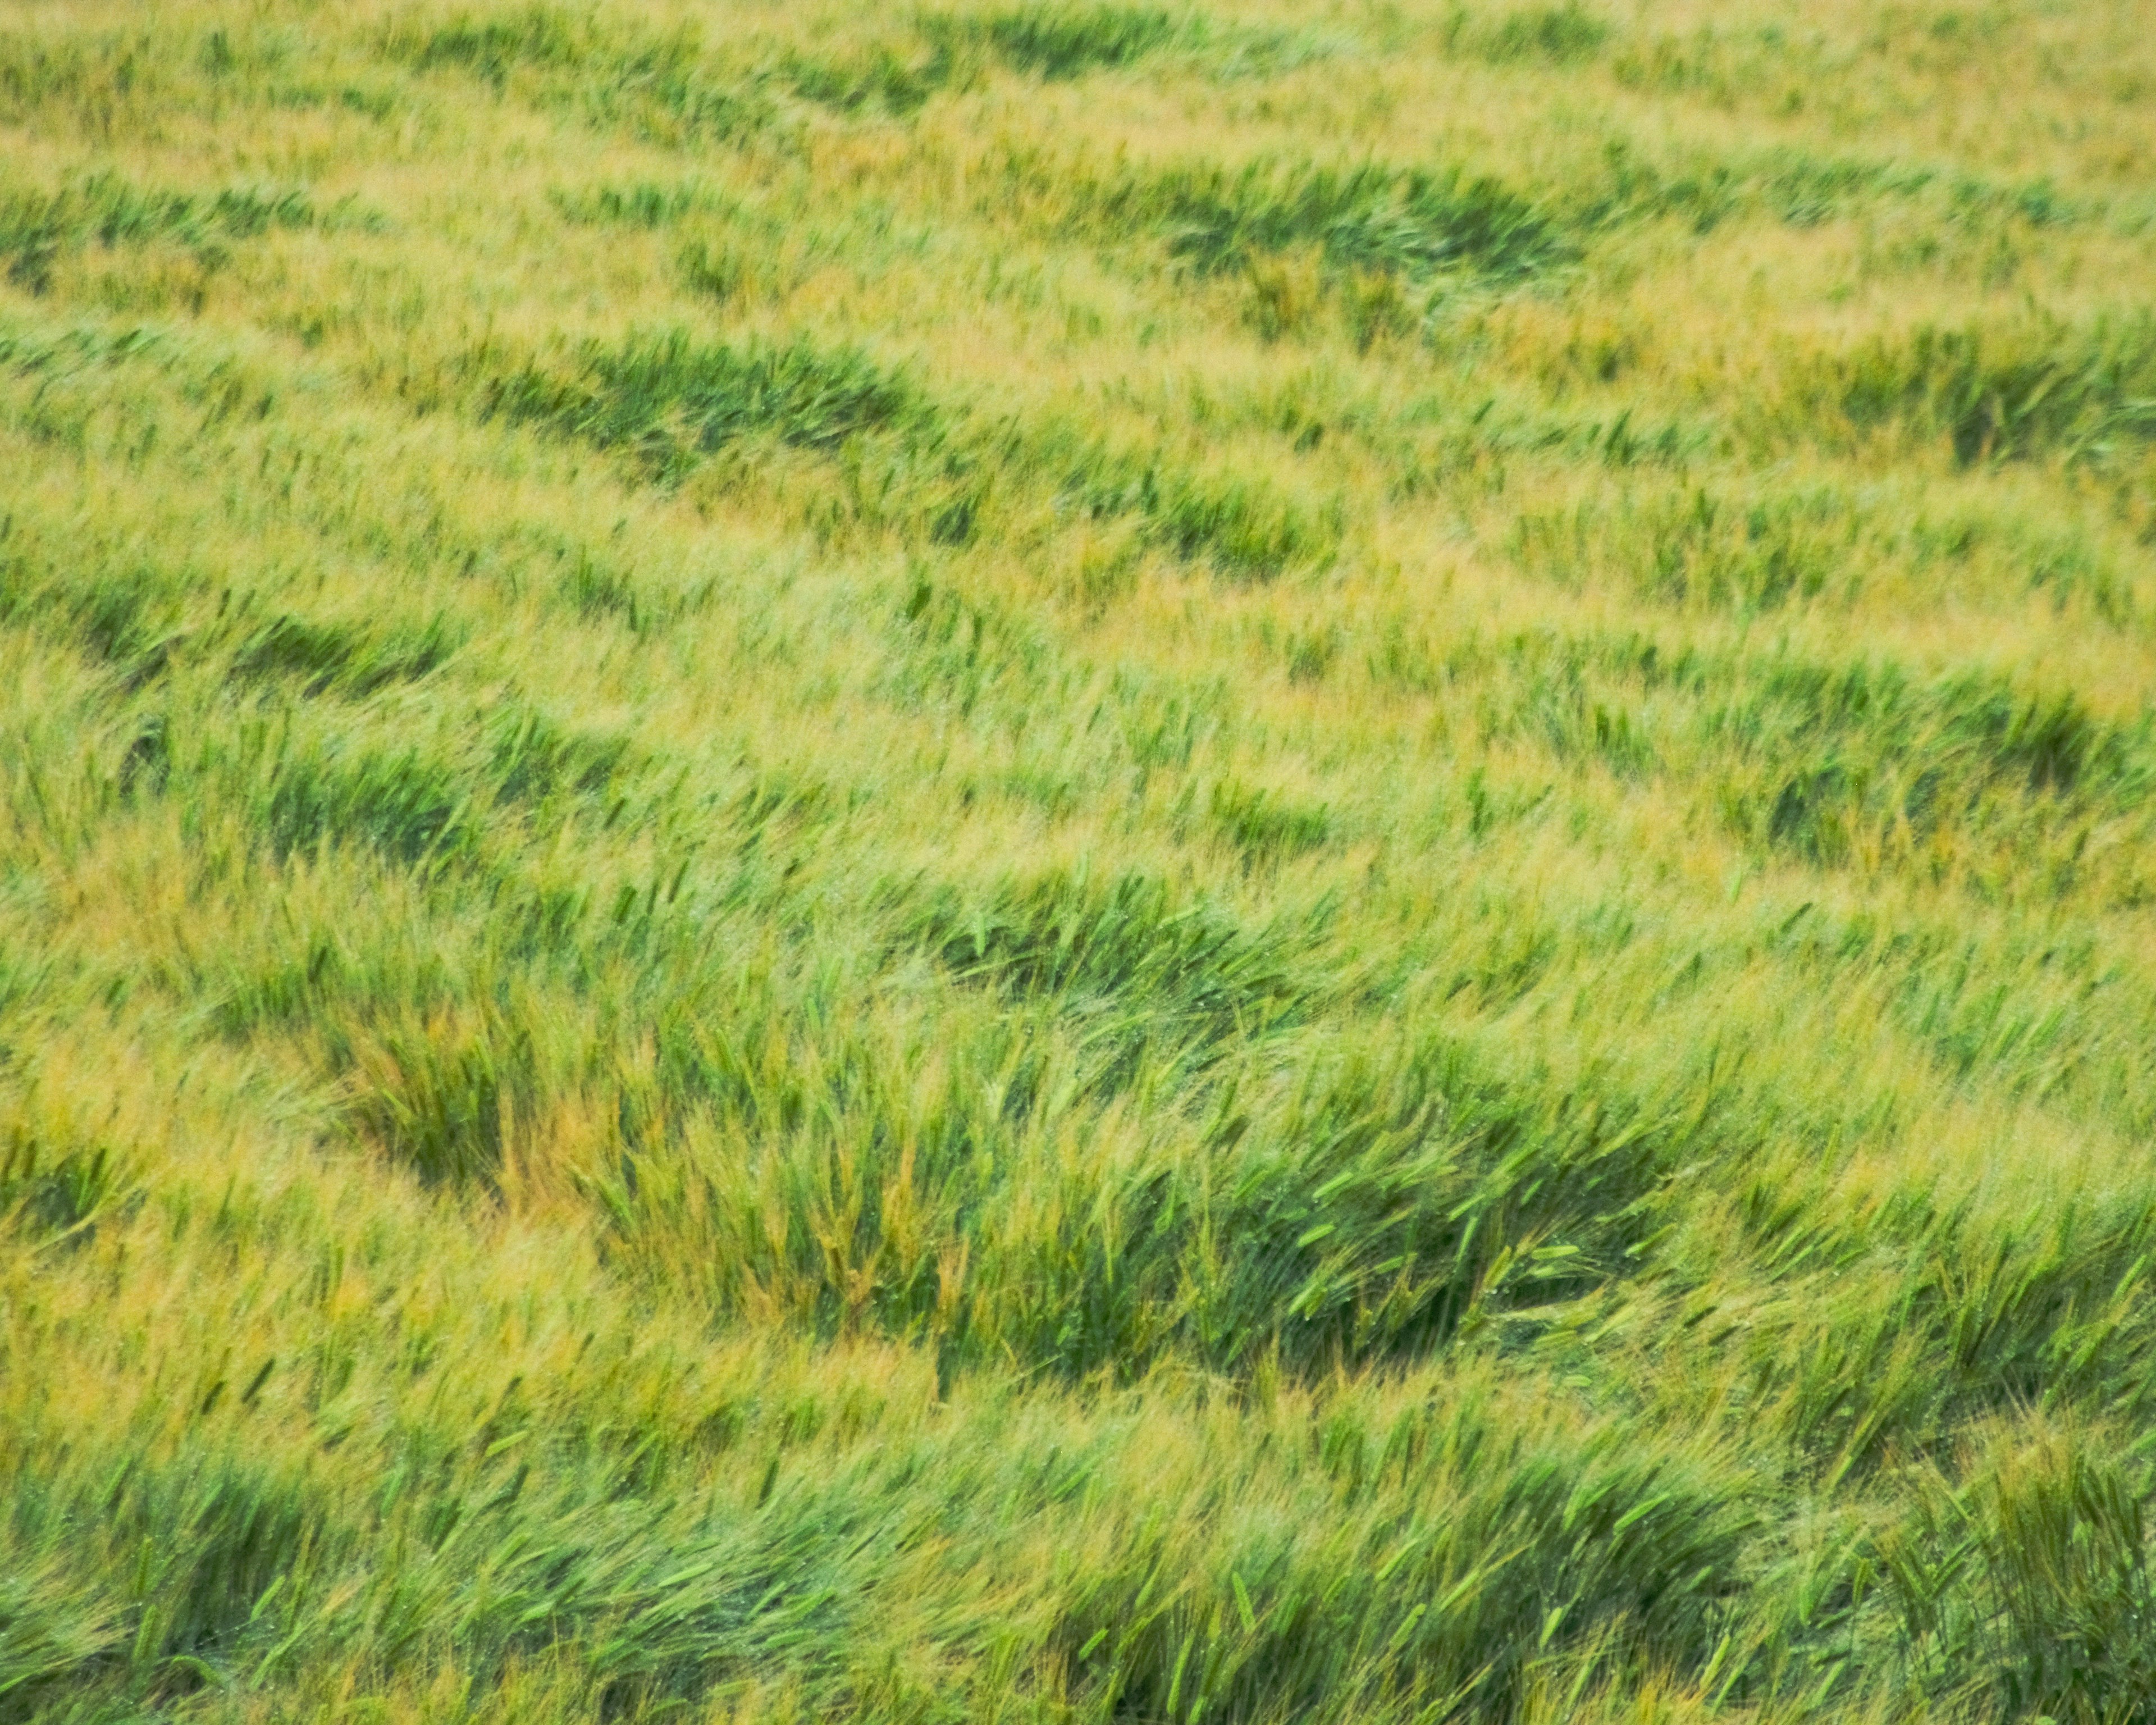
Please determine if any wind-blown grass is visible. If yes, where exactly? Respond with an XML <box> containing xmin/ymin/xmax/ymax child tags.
<box><xmin>1078</xmin><ymin>156</ymin><xmax>1574</xmax><ymax>284</ymax></box>
<box><xmin>0</xmin><ymin>173</ymin><xmax>316</xmax><ymax>292</ymax></box>
<box><xmin>3</xmin><ymin>0</ymin><xmax>2156</xmax><ymax>1719</ymax></box>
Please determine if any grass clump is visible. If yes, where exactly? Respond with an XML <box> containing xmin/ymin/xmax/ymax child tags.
<box><xmin>479</xmin><ymin>330</ymin><xmax>933</xmax><ymax>478</ymax></box>
<box><xmin>0</xmin><ymin>1125</ymin><xmax>132</xmax><ymax>1243</ymax></box>
<box><xmin>931</xmin><ymin>4</ymin><xmax>1196</xmax><ymax>79</ymax></box>
<box><xmin>1447</xmin><ymin>2</ymin><xmax>1611</xmax><ymax>66</ymax></box>
<box><xmin>1097</xmin><ymin>157</ymin><xmax>1573</xmax><ymax>284</ymax></box>
<box><xmin>382</xmin><ymin>8</ymin><xmax>769</xmax><ymax>142</ymax></box>
<box><xmin>914</xmin><ymin>865</ymin><xmax>1314</xmax><ymax>1047</ymax></box>
<box><xmin>256</xmin><ymin>742</ymin><xmax>480</xmax><ymax>868</ymax></box>
<box><xmin>227</xmin><ymin>610</ymin><xmax>464</xmax><ymax>697</ymax></box>
<box><xmin>386</xmin><ymin>5</ymin><xmax>588</xmax><ymax>82</ymax></box>
<box><xmin>1714</xmin><ymin>659</ymin><xmax>2149</xmax><ymax>866</ymax></box>
<box><xmin>1058</xmin><ymin>441</ymin><xmax>1344</xmax><ymax>576</ymax></box>
<box><xmin>478</xmin><ymin>332</ymin><xmax>1337</xmax><ymax>573</ymax></box>
<box><xmin>0</xmin><ymin>173</ymin><xmax>313</xmax><ymax>292</ymax></box>
<box><xmin>1883</xmin><ymin>1421</ymin><xmax>2156</xmax><ymax>1717</ymax></box>
<box><xmin>1818</xmin><ymin>315</ymin><xmax>2156</xmax><ymax>464</ymax></box>
<box><xmin>778</xmin><ymin>42</ymin><xmax>962</xmax><ymax>116</ymax></box>
<box><xmin>775</xmin><ymin>7</ymin><xmax>1203</xmax><ymax>116</ymax></box>
<box><xmin>1202</xmin><ymin>777</ymin><xmax>1333</xmax><ymax>866</ymax></box>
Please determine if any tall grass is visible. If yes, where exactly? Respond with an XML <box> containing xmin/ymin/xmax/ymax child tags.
<box><xmin>0</xmin><ymin>173</ymin><xmax>316</xmax><ymax>292</ymax></box>
<box><xmin>3</xmin><ymin>0</ymin><xmax>2155</xmax><ymax>1719</ymax></box>
<box><xmin>1073</xmin><ymin>156</ymin><xmax>1573</xmax><ymax>284</ymax></box>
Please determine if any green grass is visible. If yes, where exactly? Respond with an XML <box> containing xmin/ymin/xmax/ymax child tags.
<box><xmin>0</xmin><ymin>173</ymin><xmax>317</xmax><ymax>293</ymax></box>
<box><xmin>4</xmin><ymin>0</ymin><xmax>2156</xmax><ymax>1721</ymax></box>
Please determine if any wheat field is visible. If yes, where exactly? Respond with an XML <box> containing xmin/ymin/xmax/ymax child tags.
<box><xmin>3</xmin><ymin>1</ymin><xmax>2155</xmax><ymax>1719</ymax></box>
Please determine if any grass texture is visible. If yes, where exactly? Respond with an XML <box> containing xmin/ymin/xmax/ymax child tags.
<box><xmin>3</xmin><ymin>0</ymin><xmax>2156</xmax><ymax>1720</ymax></box>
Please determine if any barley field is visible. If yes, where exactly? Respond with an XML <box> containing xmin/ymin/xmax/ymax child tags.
<box><xmin>3</xmin><ymin>1</ymin><xmax>2155</xmax><ymax>1719</ymax></box>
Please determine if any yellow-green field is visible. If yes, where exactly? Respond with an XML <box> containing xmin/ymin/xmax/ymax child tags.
<box><xmin>4</xmin><ymin>1</ymin><xmax>2156</xmax><ymax>1718</ymax></box>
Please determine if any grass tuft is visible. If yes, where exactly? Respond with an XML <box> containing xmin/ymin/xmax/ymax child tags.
<box><xmin>1822</xmin><ymin>316</ymin><xmax>2156</xmax><ymax>464</ymax></box>
<box><xmin>479</xmin><ymin>330</ymin><xmax>932</xmax><ymax>479</ymax></box>
<box><xmin>939</xmin><ymin>4</ymin><xmax>1195</xmax><ymax>80</ymax></box>
<box><xmin>1103</xmin><ymin>157</ymin><xmax>1573</xmax><ymax>284</ymax></box>
<box><xmin>0</xmin><ymin>173</ymin><xmax>313</xmax><ymax>293</ymax></box>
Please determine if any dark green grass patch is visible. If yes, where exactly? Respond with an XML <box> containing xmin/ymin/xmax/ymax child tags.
<box><xmin>552</xmin><ymin>179</ymin><xmax>821</xmax><ymax>315</ymax></box>
<box><xmin>713</xmin><ymin>8</ymin><xmax>1207</xmax><ymax>123</ymax></box>
<box><xmin>477</xmin><ymin>332</ymin><xmax>1336</xmax><ymax>576</ymax></box>
<box><xmin>1573</xmin><ymin>140</ymin><xmax>2069</xmax><ymax>243</ymax></box>
<box><xmin>1</xmin><ymin>1127</ymin><xmax>135</xmax><ymax>1244</ymax></box>
<box><xmin>1879</xmin><ymin>1422</ymin><xmax>2156</xmax><ymax>1720</ymax></box>
<box><xmin>928</xmin><ymin>4</ymin><xmax>1194</xmax><ymax>80</ymax></box>
<box><xmin>94</xmin><ymin>686</ymin><xmax>629</xmax><ymax>884</ymax></box>
<box><xmin>890</xmin><ymin>862</ymin><xmax>1328</xmax><ymax>1101</ymax></box>
<box><xmin>478</xmin><ymin>330</ymin><xmax>934</xmax><ymax>482</ymax></box>
<box><xmin>384</xmin><ymin>4</ymin><xmax>590</xmax><ymax>82</ymax></box>
<box><xmin>585</xmin><ymin>956</ymin><xmax>1690</xmax><ymax>1382</ymax></box>
<box><xmin>1043</xmin><ymin>1391</ymin><xmax>1752</xmax><ymax>1723</ymax></box>
<box><xmin>49</xmin><ymin>564</ymin><xmax>185</xmax><ymax>691</ymax></box>
<box><xmin>1446</xmin><ymin>628</ymin><xmax>2154</xmax><ymax>873</ymax></box>
<box><xmin>0</xmin><ymin>1550</ymin><xmax>124</xmax><ymax>1714</ymax></box>
<box><xmin>549</xmin><ymin>178</ymin><xmax>725</xmax><ymax>229</ymax></box>
<box><xmin>776</xmin><ymin>6</ymin><xmax>1327</xmax><ymax>116</ymax></box>
<box><xmin>234</xmin><ymin>706</ymin><xmax>632</xmax><ymax>873</ymax></box>
<box><xmin>780</xmin><ymin>6</ymin><xmax>1283</xmax><ymax>115</ymax></box>
<box><xmin>381</xmin><ymin>8</ymin><xmax>769</xmax><ymax>143</ymax></box>
<box><xmin>1051</xmin><ymin>436</ymin><xmax>1344</xmax><ymax>577</ymax></box>
<box><xmin>778</xmin><ymin>40</ymin><xmax>962</xmax><ymax>116</ymax></box>
<box><xmin>326</xmin><ymin>1002</ymin><xmax>533</xmax><ymax>1186</ymax></box>
<box><xmin>484</xmin><ymin>705</ymin><xmax>634</xmax><ymax>806</ymax></box>
<box><xmin>258</xmin><ymin>742</ymin><xmax>479</xmax><ymax>869</ymax></box>
<box><xmin>1445</xmin><ymin>2</ymin><xmax>1611</xmax><ymax>66</ymax></box>
<box><xmin>146</xmin><ymin>701</ymin><xmax>627</xmax><ymax>885</ymax></box>
<box><xmin>1543</xmin><ymin>631</ymin><xmax>2149</xmax><ymax>810</ymax></box>
<box><xmin>1511</xmin><ymin>481</ymin><xmax>2143</xmax><ymax>624</ymax></box>
<box><xmin>0</xmin><ymin>172</ymin><xmax>314</xmax><ymax>293</ymax></box>
<box><xmin>1181</xmin><ymin>1035</ymin><xmax>1683</xmax><ymax>1371</ymax></box>
<box><xmin>1816</xmin><ymin>314</ymin><xmax>2156</xmax><ymax>465</ymax></box>
<box><xmin>227</xmin><ymin>610</ymin><xmax>464</xmax><ymax>698</ymax></box>
<box><xmin>990</xmin><ymin>147</ymin><xmax>1568</xmax><ymax>295</ymax></box>
<box><xmin>0</xmin><ymin>527</ymin><xmax>190</xmax><ymax>690</ymax></box>
<box><xmin>0</xmin><ymin>1361</ymin><xmax>1767</xmax><ymax>1723</ymax></box>
<box><xmin>2</xmin><ymin>519</ymin><xmax>464</xmax><ymax>707</ymax></box>
<box><xmin>1759</xmin><ymin>153</ymin><xmax>1936</xmax><ymax>227</ymax></box>
<box><xmin>205</xmin><ymin>918</ymin><xmax>440</xmax><ymax>1046</ymax></box>
<box><xmin>1099</xmin><ymin>157</ymin><xmax>1574</xmax><ymax>284</ymax></box>
<box><xmin>1200</xmin><ymin>778</ymin><xmax>1333</xmax><ymax>868</ymax></box>
<box><xmin>1743</xmin><ymin>1186</ymin><xmax>2156</xmax><ymax>1475</ymax></box>
<box><xmin>1830</xmin><ymin>919</ymin><xmax>2156</xmax><ymax>1124</ymax></box>
<box><xmin>912</xmin><ymin>866</ymin><xmax>1316</xmax><ymax>1054</ymax></box>
<box><xmin>1712</xmin><ymin>659</ymin><xmax>2153</xmax><ymax>866</ymax></box>
<box><xmin>1</xmin><ymin>1434</ymin><xmax>893</xmax><ymax>1715</ymax></box>
<box><xmin>1468</xmin><ymin>640</ymin><xmax>1659</xmax><ymax>779</ymax></box>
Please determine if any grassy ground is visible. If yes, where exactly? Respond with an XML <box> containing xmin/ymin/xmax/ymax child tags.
<box><xmin>3</xmin><ymin>1</ymin><xmax>2155</xmax><ymax>1719</ymax></box>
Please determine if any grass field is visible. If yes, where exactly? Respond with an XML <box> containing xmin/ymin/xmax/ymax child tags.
<box><xmin>3</xmin><ymin>0</ymin><xmax>2156</xmax><ymax>1719</ymax></box>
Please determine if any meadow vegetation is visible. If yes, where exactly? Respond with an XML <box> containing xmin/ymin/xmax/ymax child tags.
<box><xmin>3</xmin><ymin>0</ymin><xmax>2155</xmax><ymax>1719</ymax></box>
